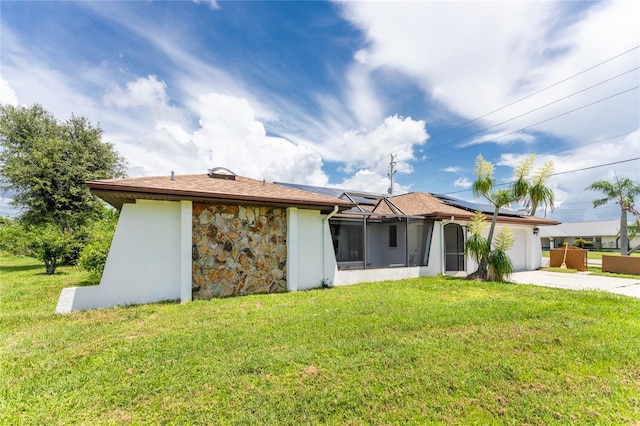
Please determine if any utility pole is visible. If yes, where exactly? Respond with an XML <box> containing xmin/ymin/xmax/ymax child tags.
<box><xmin>387</xmin><ymin>153</ymin><xmax>397</xmax><ymax>195</ymax></box>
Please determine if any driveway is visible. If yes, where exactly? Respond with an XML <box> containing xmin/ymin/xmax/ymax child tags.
<box><xmin>510</xmin><ymin>270</ymin><xmax>640</xmax><ymax>298</ymax></box>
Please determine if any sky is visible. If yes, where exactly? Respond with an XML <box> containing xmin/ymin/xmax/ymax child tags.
<box><xmin>1</xmin><ymin>0</ymin><xmax>639</xmax><ymax>223</ymax></box>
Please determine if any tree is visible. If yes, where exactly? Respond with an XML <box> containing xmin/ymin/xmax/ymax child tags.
<box><xmin>467</xmin><ymin>154</ymin><xmax>517</xmax><ymax>280</ymax></box>
<box><xmin>487</xmin><ymin>227</ymin><xmax>515</xmax><ymax>281</ymax></box>
<box><xmin>0</xmin><ymin>104</ymin><xmax>127</xmax><ymax>230</ymax></box>
<box><xmin>466</xmin><ymin>153</ymin><xmax>555</xmax><ymax>281</ymax></box>
<box><xmin>510</xmin><ymin>154</ymin><xmax>554</xmax><ymax>216</ymax></box>
<box><xmin>587</xmin><ymin>177</ymin><xmax>640</xmax><ymax>256</ymax></box>
<box><xmin>27</xmin><ymin>224</ymin><xmax>74</xmax><ymax>275</ymax></box>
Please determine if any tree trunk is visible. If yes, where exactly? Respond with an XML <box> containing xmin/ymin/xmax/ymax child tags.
<box><xmin>467</xmin><ymin>258</ymin><xmax>489</xmax><ymax>281</ymax></box>
<box><xmin>467</xmin><ymin>206</ymin><xmax>500</xmax><ymax>281</ymax></box>
<box><xmin>620</xmin><ymin>209</ymin><xmax>629</xmax><ymax>256</ymax></box>
<box><xmin>45</xmin><ymin>258</ymin><xmax>56</xmax><ymax>275</ymax></box>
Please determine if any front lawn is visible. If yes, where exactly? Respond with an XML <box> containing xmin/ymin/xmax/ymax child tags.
<box><xmin>2</xmin><ymin>255</ymin><xmax>640</xmax><ymax>424</ymax></box>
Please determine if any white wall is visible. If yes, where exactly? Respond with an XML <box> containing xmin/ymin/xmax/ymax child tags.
<box><xmin>56</xmin><ymin>200</ymin><xmax>192</xmax><ymax>313</ymax></box>
<box><xmin>286</xmin><ymin>208</ymin><xmax>335</xmax><ymax>291</ymax></box>
<box><xmin>466</xmin><ymin>223</ymin><xmax>541</xmax><ymax>273</ymax></box>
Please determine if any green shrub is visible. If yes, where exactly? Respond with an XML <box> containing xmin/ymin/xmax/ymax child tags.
<box><xmin>574</xmin><ymin>238</ymin><xmax>587</xmax><ymax>248</ymax></box>
<box><xmin>488</xmin><ymin>227</ymin><xmax>515</xmax><ymax>281</ymax></box>
<box><xmin>0</xmin><ymin>217</ymin><xmax>31</xmax><ymax>256</ymax></box>
<box><xmin>27</xmin><ymin>224</ymin><xmax>73</xmax><ymax>275</ymax></box>
<box><xmin>78</xmin><ymin>213</ymin><xmax>117</xmax><ymax>277</ymax></box>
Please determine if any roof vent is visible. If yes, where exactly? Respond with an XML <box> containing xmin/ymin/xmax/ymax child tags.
<box><xmin>207</xmin><ymin>167</ymin><xmax>237</xmax><ymax>180</ymax></box>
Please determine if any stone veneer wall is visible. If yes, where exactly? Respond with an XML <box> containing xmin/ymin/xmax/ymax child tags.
<box><xmin>192</xmin><ymin>203</ymin><xmax>287</xmax><ymax>298</ymax></box>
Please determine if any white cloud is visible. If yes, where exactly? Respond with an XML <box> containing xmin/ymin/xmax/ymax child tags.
<box><xmin>340</xmin><ymin>0</ymin><xmax>640</xmax><ymax>145</ymax></box>
<box><xmin>104</xmin><ymin>75</ymin><xmax>169</xmax><ymax>109</ymax></box>
<box><xmin>442</xmin><ymin>166</ymin><xmax>461</xmax><ymax>173</ymax></box>
<box><xmin>0</xmin><ymin>75</ymin><xmax>19</xmax><ymax>105</ymax></box>
<box><xmin>316</xmin><ymin>114</ymin><xmax>428</xmax><ymax>173</ymax></box>
<box><xmin>465</xmin><ymin>131</ymin><xmax>536</xmax><ymax>147</ymax></box>
<box><xmin>189</xmin><ymin>93</ymin><xmax>328</xmax><ymax>184</ymax></box>
<box><xmin>336</xmin><ymin>168</ymin><xmax>410</xmax><ymax>195</ymax></box>
<box><xmin>453</xmin><ymin>177</ymin><xmax>472</xmax><ymax>188</ymax></box>
<box><xmin>192</xmin><ymin>0</ymin><xmax>219</xmax><ymax>10</ymax></box>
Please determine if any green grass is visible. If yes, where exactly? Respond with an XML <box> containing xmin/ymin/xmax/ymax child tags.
<box><xmin>3</xmin><ymin>255</ymin><xmax>640</xmax><ymax>424</ymax></box>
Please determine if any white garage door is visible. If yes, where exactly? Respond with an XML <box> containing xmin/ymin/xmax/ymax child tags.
<box><xmin>506</xmin><ymin>228</ymin><xmax>527</xmax><ymax>271</ymax></box>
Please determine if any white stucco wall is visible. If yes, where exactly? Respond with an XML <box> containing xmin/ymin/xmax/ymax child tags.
<box><xmin>56</xmin><ymin>200</ymin><xmax>192</xmax><ymax>313</ymax></box>
<box><xmin>466</xmin><ymin>223</ymin><xmax>541</xmax><ymax>274</ymax></box>
<box><xmin>286</xmin><ymin>207</ymin><xmax>335</xmax><ymax>291</ymax></box>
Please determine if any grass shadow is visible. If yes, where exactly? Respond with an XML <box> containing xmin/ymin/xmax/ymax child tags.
<box><xmin>75</xmin><ymin>279</ymin><xmax>100</xmax><ymax>287</ymax></box>
<box><xmin>33</xmin><ymin>270</ymin><xmax>68</xmax><ymax>277</ymax></box>
<box><xmin>0</xmin><ymin>264</ymin><xmax>45</xmax><ymax>273</ymax></box>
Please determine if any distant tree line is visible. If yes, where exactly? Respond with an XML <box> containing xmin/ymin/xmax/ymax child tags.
<box><xmin>0</xmin><ymin>104</ymin><xmax>126</xmax><ymax>274</ymax></box>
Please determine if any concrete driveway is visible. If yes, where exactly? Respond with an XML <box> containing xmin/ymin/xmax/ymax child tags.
<box><xmin>510</xmin><ymin>270</ymin><xmax>640</xmax><ymax>298</ymax></box>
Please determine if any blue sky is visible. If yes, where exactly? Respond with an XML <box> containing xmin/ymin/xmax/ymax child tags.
<box><xmin>1</xmin><ymin>0</ymin><xmax>639</xmax><ymax>222</ymax></box>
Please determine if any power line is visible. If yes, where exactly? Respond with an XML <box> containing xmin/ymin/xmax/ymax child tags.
<box><xmin>411</xmin><ymin>86</ymin><xmax>639</xmax><ymax>168</ymax></box>
<box><xmin>442</xmin><ymin>157</ymin><xmax>640</xmax><ymax>195</ymax></box>
<box><xmin>550</xmin><ymin>157</ymin><xmax>640</xmax><ymax>177</ymax></box>
<box><xmin>429</xmin><ymin>45</ymin><xmax>640</xmax><ymax>138</ymax></box>
<box><xmin>414</xmin><ymin>130</ymin><xmax>637</xmax><ymax>189</ymax></box>
<box><xmin>361</xmin><ymin>44</ymin><xmax>640</xmax><ymax>174</ymax></box>
<box><xmin>350</xmin><ymin>46</ymin><xmax>640</xmax><ymax>190</ymax></box>
<box><xmin>421</xmin><ymin>68</ymin><xmax>639</xmax><ymax>151</ymax></box>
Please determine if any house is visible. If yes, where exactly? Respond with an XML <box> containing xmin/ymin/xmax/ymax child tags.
<box><xmin>55</xmin><ymin>169</ymin><xmax>558</xmax><ymax>313</ymax></box>
<box><xmin>539</xmin><ymin>220</ymin><xmax>640</xmax><ymax>250</ymax></box>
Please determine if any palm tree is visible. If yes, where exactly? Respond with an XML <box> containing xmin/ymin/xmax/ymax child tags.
<box><xmin>510</xmin><ymin>154</ymin><xmax>554</xmax><ymax>217</ymax></box>
<box><xmin>587</xmin><ymin>177</ymin><xmax>640</xmax><ymax>256</ymax></box>
<box><xmin>528</xmin><ymin>161</ymin><xmax>554</xmax><ymax>216</ymax></box>
<box><xmin>467</xmin><ymin>155</ymin><xmax>516</xmax><ymax>280</ymax></box>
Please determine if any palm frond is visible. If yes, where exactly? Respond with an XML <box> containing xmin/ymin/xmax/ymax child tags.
<box><xmin>474</xmin><ymin>154</ymin><xmax>494</xmax><ymax>180</ymax></box>
<box><xmin>488</xmin><ymin>249</ymin><xmax>513</xmax><ymax>282</ymax></box>
<box><xmin>513</xmin><ymin>154</ymin><xmax>535</xmax><ymax>178</ymax></box>
<box><xmin>465</xmin><ymin>211</ymin><xmax>489</xmax><ymax>265</ymax></box>
<box><xmin>532</xmin><ymin>160</ymin><xmax>553</xmax><ymax>185</ymax></box>
<box><xmin>467</xmin><ymin>210</ymin><xmax>486</xmax><ymax>236</ymax></box>
<box><xmin>493</xmin><ymin>227</ymin><xmax>515</xmax><ymax>252</ymax></box>
<box><xmin>493</xmin><ymin>189</ymin><xmax>515</xmax><ymax>208</ymax></box>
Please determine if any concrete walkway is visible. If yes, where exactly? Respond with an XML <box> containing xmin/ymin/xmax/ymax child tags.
<box><xmin>510</xmin><ymin>270</ymin><xmax>640</xmax><ymax>298</ymax></box>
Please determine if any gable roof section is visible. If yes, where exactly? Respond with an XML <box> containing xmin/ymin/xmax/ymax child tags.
<box><xmin>373</xmin><ymin>192</ymin><xmax>474</xmax><ymax>218</ymax></box>
<box><xmin>374</xmin><ymin>192</ymin><xmax>558</xmax><ymax>225</ymax></box>
<box><xmin>87</xmin><ymin>174</ymin><xmax>355</xmax><ymax>211</ymax></box>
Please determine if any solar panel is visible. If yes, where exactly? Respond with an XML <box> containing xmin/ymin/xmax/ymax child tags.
<box><xmin>433</xmin><ymin>194</ymin><xmax>523</xmax><ymax>217</ymax></box>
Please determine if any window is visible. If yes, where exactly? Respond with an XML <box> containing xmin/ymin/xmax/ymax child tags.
<box><xmin>389</xmin><ymin>225</ymin><xmax>397</xmax><ymax>247</ymax></box>
<box><xmin>330</xmin><ymin>221</ymin><xmax>363</xmax><ymax>262</ymax></box>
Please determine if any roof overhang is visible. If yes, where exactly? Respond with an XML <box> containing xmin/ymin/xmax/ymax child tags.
<box><xmin>88</xmin><ymin>181</ymin><xmax>354</xmax><ymax>213</ymax></box>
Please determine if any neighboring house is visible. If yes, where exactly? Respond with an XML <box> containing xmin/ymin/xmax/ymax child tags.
<box><xmin>56</xmin><ymin>169</ymin><xmax>558</xmax><ymax>313</ymax></box>
<box><xmin>539</xmin><ymin>220</ymin><xmax>640</xmax><ymax>250</ymax></box>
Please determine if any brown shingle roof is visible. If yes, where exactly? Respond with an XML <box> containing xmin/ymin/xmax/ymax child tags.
<box><xmin>87</xmin><ymin>174</ymin><xmax>355</xmax><ymax>211</ymax></box>
<box><xmin>373</xmin><ymin>192</ymin><xmax>473</xmax><ymax>218</ymax></box>
<box><xmin>372</xmin><ymin>192</ymin><xmax>559</xmax><ymax>225</ymax></box>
